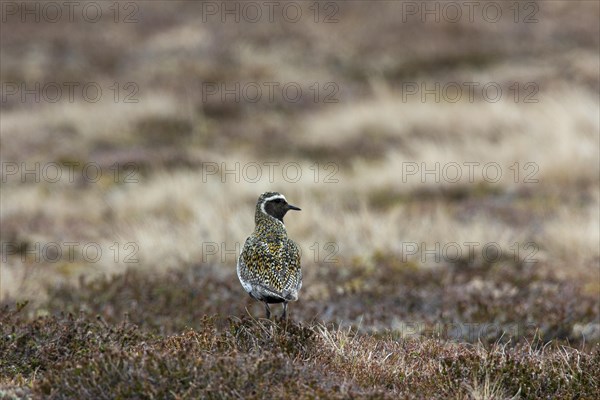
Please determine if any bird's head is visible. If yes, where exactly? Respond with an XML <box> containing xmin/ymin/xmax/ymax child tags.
<box><xmin>256</xmin><ymin>192</ymin><xmax>301</xmax><ymax>223</ymax></box>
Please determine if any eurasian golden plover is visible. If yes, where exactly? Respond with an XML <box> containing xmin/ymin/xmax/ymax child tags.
<box><xmin>237</xmin><ymin>192</ymin><xmax>302</xmax><ymax>319</ymax></box>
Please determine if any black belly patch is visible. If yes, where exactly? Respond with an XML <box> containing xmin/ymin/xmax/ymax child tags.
<box><xmin>250</xmin><ymin>291</ymin><xmax>285</xmax><ymax>303</ymax></box>
<box><xmin>263</xmin><ymin>295</ymin><xmax>285</xmax><ymax>304</ymax></box>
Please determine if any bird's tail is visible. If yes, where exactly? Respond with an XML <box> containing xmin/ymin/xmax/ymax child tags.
<box><xmin>282</xmin><ymin>289</ymin><xmax>298</xmax><ymax>302</ymax></box>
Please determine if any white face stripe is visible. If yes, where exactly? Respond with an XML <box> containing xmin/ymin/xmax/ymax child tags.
<box><xmin>260</xmin><ymin>194</ymin><xmax>287</xmax><ymax>215</ymax></box>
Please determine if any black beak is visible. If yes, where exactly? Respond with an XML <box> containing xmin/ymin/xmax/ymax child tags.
<box><xmin>287</xmin><ymin>204</ymin><xmax>301</xmax><ymax>211</ymax></box>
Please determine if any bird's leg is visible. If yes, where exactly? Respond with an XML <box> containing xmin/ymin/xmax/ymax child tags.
<box><xmin>264</xmin><ymin>303</ymin><xmax>271</xmax><ymax>319</ymax></box>
<box><xmin>281</xmin><ymin>302</ymin><xmax>288</xmax><ymax>319</ymax></box>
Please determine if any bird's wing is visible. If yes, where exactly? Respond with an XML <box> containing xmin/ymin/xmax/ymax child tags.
<box><xmin>282</xmin><ymin>238</ymin><xmax>302</xmax><ymax>293</ymax></box>
<box><xmin>239</xmin><ymin>236</ymin><xmax>286</xmax><ymax>295</ymax></box>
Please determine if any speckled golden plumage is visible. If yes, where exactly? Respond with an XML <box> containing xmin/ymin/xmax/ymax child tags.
<box><xmin>237</xmin><ymin>192</ymin><xmax>302</xmax><ymax>319</ymax></box>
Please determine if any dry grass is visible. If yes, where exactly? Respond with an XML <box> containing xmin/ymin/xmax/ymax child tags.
<box><xmin>1</xmin><ymin>294</ymin><xmax>598</xmax><ymax>399</ymax></box>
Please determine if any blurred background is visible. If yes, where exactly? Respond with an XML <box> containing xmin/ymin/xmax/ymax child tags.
<box><xmin>1</xmin><ymin>1</ymin><xmax>599</xmax><ymax>344</ymax></box>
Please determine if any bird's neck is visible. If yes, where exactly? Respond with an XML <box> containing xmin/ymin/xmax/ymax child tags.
<box><xmin>254</xmin><ymin>211</ymin><xmax>287</xmax><ymax>238</ymax></box>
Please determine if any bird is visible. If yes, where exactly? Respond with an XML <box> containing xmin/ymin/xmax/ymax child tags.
<box><xmin>237</xmin><ymin>192</ymin><xmax>302</xmax><ymax>319</ymax></box>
